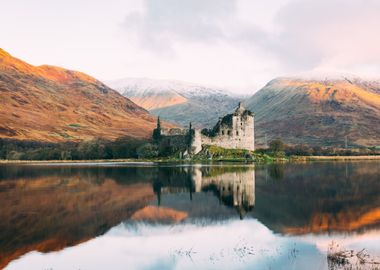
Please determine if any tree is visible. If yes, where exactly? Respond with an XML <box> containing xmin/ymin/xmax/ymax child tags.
<box><xmin>137</xmin><ymin>143</ymin><xmax>159</xmax><ymax>159</ymax></box>
<box><xmin>6</xmin><ymin>150</ymin><xmax>23</xmax><ymax>160</ymax></box>
<box><xmin>269</xmin><ymin>139</ymin><xmax>285</xmax><ymax>153</ymax></box>
<box><xmin>60</xmin><ymin>150</ymin><xmax>72</xmax><ymax>160</ymax></box>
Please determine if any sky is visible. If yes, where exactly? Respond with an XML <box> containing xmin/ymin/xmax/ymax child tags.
<box><xmin>2</xmin><ymin>0</ymin><xmax>380</xmax><ymax>93</ymax></box>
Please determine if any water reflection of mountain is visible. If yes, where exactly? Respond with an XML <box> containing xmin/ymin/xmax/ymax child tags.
<box><xmin>0</xmin><ymin>162</ymin><xmax>379</xmax><ymax>268</ymax></box>
<box><xmin>0</xmin><ymin>164</ymin><xmax>256</xmax><ymax>269</ymax></box>
<box><xmin>254</xmin><ymin>162</ymin><xmax>380</xmax><ymax>234</ymax></box>
<box><xmin>0</xmin><ymin>167</ymin><xmax>155</xmax><ymax>269</ymax></box>
<box><xmin>145</xmin><ymin>163</ymin><xmax>380</xmax><ymax>234</ymax></box>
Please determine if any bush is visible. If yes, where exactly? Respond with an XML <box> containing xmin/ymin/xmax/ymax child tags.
<box><xmin>136</xmin><ymin>143</ymin><xmax>159</xmax><ymax>159</ymax></box>
<box><xmin>0</xmin><ymin>137</ymin><xmax>149</xmax><ymax>160</ymax></box>
<box><xmin>269</xmin><ymin>139</ymin><xmax>285</xmax><ymax>153</ymax></box>
<box><xmin>6</xmin><ymin>150</ymin><xmax>23</xmax><ymax>160</ymax></box>
<box><xmin>60</xmin><ymin>150</ymin><xmax>72</xmax><ymax>160</ymax></box>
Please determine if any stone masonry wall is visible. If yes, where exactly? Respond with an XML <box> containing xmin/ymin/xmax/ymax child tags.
<box><xmin>155</xmin><ymin>103</ymin><xmax>255</xmax><ymax>155</ymax></box>
<box><xmin>201</xmin><ymin>114</ymin><xmax>254</xmax><ymax>151</ymax></box>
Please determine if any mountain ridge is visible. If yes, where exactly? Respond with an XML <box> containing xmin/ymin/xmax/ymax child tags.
<box><xmin>107</xmin><ymin>77</ymin><xmax>243</xmax><ymax>128</ymax></box>
<box><xmin>0</xmin><ymin>49</ymin><xmax>165</xmax><ymax>142</ymax></box>
<box><xmin>245</xmin><ymin>76</ymin><xmax>380</xmax><ymax>147</ymax></box>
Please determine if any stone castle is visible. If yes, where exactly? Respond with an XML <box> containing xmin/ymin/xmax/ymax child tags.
<box><xmin>153</xmin><ymin>102</ymin><xmax>255</xmax><ymax>155</ymax></box>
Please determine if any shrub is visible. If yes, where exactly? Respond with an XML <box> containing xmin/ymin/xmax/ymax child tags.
<box><xmin>137</xmin><ymin>143</ymin><xmax>159</xmax><ymax>159</ymax></box>
<box><xmin>269</xmin><ymin>139</ymin><xmax>285</xmax><ymax>153</ymax></box>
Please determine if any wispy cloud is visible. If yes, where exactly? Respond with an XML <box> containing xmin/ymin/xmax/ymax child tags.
<box><xmin>120</xmin><ymin>0</ymin><xmax>380</xmax><ymax>90</ymax></box>
<box><xmin>2</xmin><ymin>0</ymin><xmax>380</xmax><ymax>93</ymax></box>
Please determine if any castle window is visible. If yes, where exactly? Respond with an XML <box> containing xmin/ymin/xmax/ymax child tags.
<box><xmin>236</xmin><ymin>131</ymin><xmax>239</xmax><ymax>136</ymax></box>
<box><xmin>227</xmin><ymin>130</ymin><xmax>231</xmax><ymax>136</ymax></box>
<box><xmin>222</xmin><ymin>130</ymin><xmax>224</xmax><ymax>135</ymax></box>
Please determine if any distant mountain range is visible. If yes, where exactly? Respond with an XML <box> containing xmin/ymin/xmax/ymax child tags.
<box><xmin>245</xmin><ymin>76</ymin><xmax>380</xmax><ymax>147</ymax></box>
<box><xmin>109</xmin><ymin>76</ymin><xmax>380</xmax><ymax>147</ymax></box>
<box><xmin>107</xmin><ymin>78</ymin><xmax>242</xmax><ymax>128</ymax></box>
<box><xmin>1</xmin><ymin>48</ymin><xmax>379</xmax><ymax>147</ymax></box>
<box><xmin>0</xmin><ymin>49</ymin><xmax>163</xmax><ymax>142</ymax></box>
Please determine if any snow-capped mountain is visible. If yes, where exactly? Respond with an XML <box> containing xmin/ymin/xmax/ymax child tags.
<box><xmin>106</xmin><ymin>78</ymin><xmax>243</xmax><ymax>128</ymax></box>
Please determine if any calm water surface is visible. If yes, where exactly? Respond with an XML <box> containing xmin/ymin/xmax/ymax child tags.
<box><xmin>0</xmin><ymin>161</ymin><xmax>379</xmax><ymax>270</ymax></box>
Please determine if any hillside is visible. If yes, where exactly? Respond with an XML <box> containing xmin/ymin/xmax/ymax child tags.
<box><xmin>108</xmin><ymin>78</ymin><xmax>242</xmax><ymax>128</ymax></box>
<box><xmin>245</xmin><ymin>76</ymin><xmax>380</xmax><ymax>147</ymax></box>
<box><xmin>0</xmin><ymin>49</ymin><xmax>162</xmax><ymax>142</ymax></box>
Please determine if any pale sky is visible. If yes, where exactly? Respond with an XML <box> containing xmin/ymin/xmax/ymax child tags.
<box><xmin>2</xmin><ymin>0</ymin><xmax>380</xmax><ymax>93</ymax></box>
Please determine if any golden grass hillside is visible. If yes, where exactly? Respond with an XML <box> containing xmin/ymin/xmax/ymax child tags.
<box><xmin>0</xmin><ymin>49</ymin><xmax>173</xmax><ymax>142</ymax></box>
<box><xmin>246</xmin><ymin>77</ymin><xmax>380</xmax><ymax>147</ymax></box>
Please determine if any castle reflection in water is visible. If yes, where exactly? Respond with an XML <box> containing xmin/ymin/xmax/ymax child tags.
<box><xmin>152</xmin><ymin>166</ymin><xmax>255</xmax><ymax>218</ymax></box>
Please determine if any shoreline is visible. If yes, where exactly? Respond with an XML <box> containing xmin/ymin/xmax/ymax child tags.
<box><xmin>292</xmin><ymin>155</ymin><xmax>380</xmax><ymax>161</ymax></box>
<box><xmin>0</xmin><ymin>155</ymin><xmax>380</xmax><ymax>165</ymax></box>
<box><xmin>0</xmin><ymin>159</ymin><xmax>155</xmax><ymax>165</ymax></box>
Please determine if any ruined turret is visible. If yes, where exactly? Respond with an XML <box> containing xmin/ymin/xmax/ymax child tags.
<box><xmin>152</xmin><ymin>116</ymin><xmax>162</xmax><ymax>141</ymax></box>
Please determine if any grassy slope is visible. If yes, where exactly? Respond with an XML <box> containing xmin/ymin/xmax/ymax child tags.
<box><xmin>246</xmin><ymin>77</ymin><xmax>380</xmax><ymax>147</ymax></box>
<box><xmin>0</xmin><ymin>48</ymin><xmax>168</xmax><ymax>142</ymax></box>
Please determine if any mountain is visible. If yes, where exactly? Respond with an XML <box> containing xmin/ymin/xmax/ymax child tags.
<box><xmin>245</xmin><ymin>76</ymin><xmax>380</xmax><ymax>147</ymax></box>
<box><xmin>107</xmin><ymin>78</ymin><xmax>242</xmax><ymax>128</ymax></box>
<box><xmin>0</xmin><ymin>49</ymin><xmax>162</xmax><ymax>142</ymax></box>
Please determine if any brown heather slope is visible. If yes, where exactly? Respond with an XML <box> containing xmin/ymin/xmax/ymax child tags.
<box><xmin>245</xmin><ymin>77</ymin><xmax>380</xmax><ymax>147</ymax></box>
<box><xmin>0</xmin><ymin>48</ymin><xmax>164</xmax><ymax>142</ymax></box>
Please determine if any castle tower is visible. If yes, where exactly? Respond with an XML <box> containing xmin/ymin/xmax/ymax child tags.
<box><xmin>235</xmin><ymin>102</ymin><xmax>245</xmax><ymax>114</ymax></box>
<box><xmin>157</xmin><ymin>116</ymin><xmax>161</xmax><ymax>130</ymax></box>
<box><xmin>232</xmin><ymin>102</ymin><xmax>255</xmax><ymax>151</ymax></box>
<box><xmin>198</xmin><ymin>102</ymin><xmax>255</xmax><ymax>151</ymax></box>
<box><xmin>152</xmin><ymin>116</ymin><xmax>162</xmax><ymax>141</ymax></box>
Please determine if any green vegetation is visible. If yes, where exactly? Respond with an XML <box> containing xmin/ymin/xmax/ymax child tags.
<box><xmin>68</xmin><ymin>123</ymin><xmax>82</xmax><ymax>129</ymax></box>
<box><xmin>284</xmin><ymin>143</ymin><xmax>380</xmax><ymax>156</ymax></box>
<box><xmin>0</xmin><ymin>137</ymin><xmax>147</xmax><ymax>161</ymax></box>
<box><xmin>268</xmin><ymin>139</ymin><xmax>285</xmax><ymax>153</ymax></box>
<box><xmin>193</xmin><ymin>145</ymin><xmax>285</xmax><ymax>163</ymax></box>
<box><xmin>136</xmin><ymin>143</ymin><xmax>159</xmax><ymax>159</ymax></box>
<box><xmin>0</xmin><ymin>137</ymin><xmax>379</xmax><ymax>162</ymax></box>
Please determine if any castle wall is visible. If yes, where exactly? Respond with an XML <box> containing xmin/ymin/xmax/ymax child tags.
<box><xmin>201</xmin><ymin>114</ymin><xmax>255</xmax><ymax>151</ymax></box>
<box><xmin>154</xmin><ymin>103</ymin><xmax>255</xmax><ymax>155</ymax></box>
<box><xmin>160</xmin><ymin>128</ymin><xmax>188</xmax><ymax>136</ymax></box>
<box><xmin>190</xmin><ymin>130</ymin><xmax>202</xmax><ymax>154</ymax></box>
<box><xmin>159</xmin><ymin>134</ymin><xmax>189</xmax><ymax>153</ymax></box>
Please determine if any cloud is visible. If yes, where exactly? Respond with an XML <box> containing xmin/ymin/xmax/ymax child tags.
<box><xmin>270</xmin><ymin>0</ymin><xmax>380</xmax><ymax>71</ymax></box>
<box><xmin>3</xmin><ymin>0</ymin><xmax>380</xmax><ymax>93</ymax></box>
<box><xmin>122</xmin><ymin>0</ymin><xmax>238</xmax><ymax>52</ymax></box>
<box><xmin>121</xmin><ymin>0</ymin><xmax>380</xmax><ymax>83</ymax></box>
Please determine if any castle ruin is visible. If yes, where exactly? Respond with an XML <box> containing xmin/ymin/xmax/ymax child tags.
<box><xmin>153</xmin><ymin>102</ymin><xmax>255</xmax><ymax>155</ymax></box>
